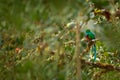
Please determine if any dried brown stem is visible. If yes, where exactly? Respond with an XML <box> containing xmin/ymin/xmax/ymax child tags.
<box><xmin>81</xmin><ymin>58</ymin><xmax>120</xmax><ymax>72</ymax></box>
<box><xmin>75</xmin><ymin>22</ymin><xmax>82</xmax><ymax>80</ymax></box>
<box><xmin>93</xmin><ymin>69</ymin><xmax>108</xmax><ymax>80</ymax></box>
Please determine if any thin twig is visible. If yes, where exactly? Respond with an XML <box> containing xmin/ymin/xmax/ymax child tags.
<box><xmin>81</xmin><ymin>58</ymin><xmax>120</xmax><ymax>72</ymax></box>
<box><xmin>75</xmin><ymin>21</ymin><xmax>82</xmax><ymax>80</ymax></box>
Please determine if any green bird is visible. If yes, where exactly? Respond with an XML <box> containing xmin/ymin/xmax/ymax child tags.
<box><xmin>85</xmin><ymin>29</ymin><xmax>95</xmax><ymax>41</ymax></box>
<box><xmin>85</xmin><ymin>29</ymin><xmax>97</xmax><ymax>62</ymax></box>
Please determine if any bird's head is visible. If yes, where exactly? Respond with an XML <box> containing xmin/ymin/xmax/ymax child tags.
<box><xmin>86</xmin><ymin>29</ymin><xmax>91</xmax><ymax>33</ymax></box>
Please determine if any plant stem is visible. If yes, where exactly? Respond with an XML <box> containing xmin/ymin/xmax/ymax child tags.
<box><xmin>75</xmin><ymin>21</ymin><xmax>82</xmax><ymax>80</ymax></box>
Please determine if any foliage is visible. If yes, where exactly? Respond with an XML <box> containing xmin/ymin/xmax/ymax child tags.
<box><xmin>0</xmin><ymin>0</ymin><xmax>120</xmax><ymax>80</ymax></box>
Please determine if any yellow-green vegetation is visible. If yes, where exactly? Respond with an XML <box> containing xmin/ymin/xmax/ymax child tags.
<box><xmin>0</xmin><ymin>0</ymin><xmax>120</xmax><ymax>80</ymax></box>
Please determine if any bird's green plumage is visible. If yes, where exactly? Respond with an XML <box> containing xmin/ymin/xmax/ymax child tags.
<box><xmin>86</xmin><ymin>29</ymin><xmax>97</xmax><ymax>62</ymax></box>
<box><xmin>86</xmin><ymin>29</ymin><xmax>95</xmax><ymax>39</ymax></box>
<box><xmin>92</xmin><ymin>44</ymin><xmax>97</xmax><ymax>62</ymax></box>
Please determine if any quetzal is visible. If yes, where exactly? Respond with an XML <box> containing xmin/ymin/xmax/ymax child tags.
<box><xmin>85</xmin><ymin>29</ymin><xmax>97</xmax><ymax>62</ymax></box>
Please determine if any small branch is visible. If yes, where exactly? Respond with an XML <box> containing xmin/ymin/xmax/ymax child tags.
<box><xmin>93</xmin><ymin>69</ymin><xmax>108</xmax><ymax>80</ymax></box>
<box><xmin>75</xmin><ymin>21</ymin><xmax>82</xmax><ymax>80</ymax></box>
<box><xmin>64</xmin><ymin>41</ymin><xmax>75</xmax><ymax>45</ymax></box>
<box><xmin>81</xmin><ymin>58</ymin><xmax>120</xmax><ymax>72</ymax></box>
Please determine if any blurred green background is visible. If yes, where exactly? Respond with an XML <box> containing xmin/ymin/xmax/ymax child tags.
<box><xmin>0</xmin><ymin>0</ymin><xmax>120</xmax><ymax>80</ymax></box>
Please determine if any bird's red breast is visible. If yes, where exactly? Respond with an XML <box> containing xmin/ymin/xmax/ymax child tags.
<box><xmin>85</xmin><ymin>35</ymin><xmax>91</xmax><ymax>42</ymax></box>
